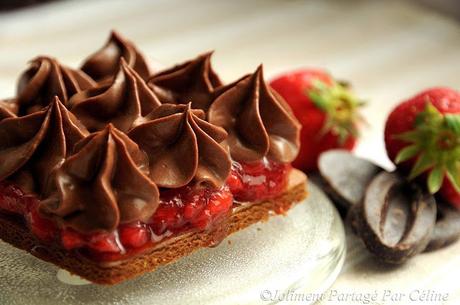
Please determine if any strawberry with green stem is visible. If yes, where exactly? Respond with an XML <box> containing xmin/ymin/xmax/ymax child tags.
<box><xmin>270</xmin><ymin>69</ymin><xmax>365</xmax><ymax>171</ymax></box>
<box><xmin>384</xmin><ymin>87</ymin><xmax>460</xmax><ymax>209</ymax></box>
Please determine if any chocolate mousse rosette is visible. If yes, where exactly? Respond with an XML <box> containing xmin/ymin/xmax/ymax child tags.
<box><xmin>208</xmin><ymin>65</ymin><xmax>301</xmax><ymax>163</ymax></box>
<box><xmin>148</xmin><ymin>52</ymin><xmax>222</xmax><ymax>111</ymax></box>
<box><xmin>41</xmin><ymin>124</ymin><xmax>159</xmax><ymax>234</ymax></box>
<box><xmin>128</xmin><ymin>103</ymin><xmax>232</xmax><ymax>189</ymax></box>
<box><xmin>17</xmin><ymin>56</ymin><xmax>95</xmax><ymax>115</ymax></box>
<box><xmin>70</xmin><ymin>58</ymin><xmax>161</xmax><ymax>132</ymax></box>
<box><xmin>0</xmin><ymin>96</ymin><xmax>89</xmax><ymax>196</ymax></box>
<box><xmin>81</xmin><ymin>31</ymin><xmax>152</xmax><ymax>84</ymax></box>
<box><xmin>0</xmin><ymin>99</ymin><xmax>18</xmax><ymax>120</ymax></box>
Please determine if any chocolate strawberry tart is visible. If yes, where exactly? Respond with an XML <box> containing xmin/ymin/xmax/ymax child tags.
<box><xmin>0</xmin><ymin>31</ymin><xmax>307</xmax><ymax>285</ymax></box>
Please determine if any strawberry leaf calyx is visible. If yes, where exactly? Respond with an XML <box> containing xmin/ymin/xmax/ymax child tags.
<box><xmin>394</xmin><ymin>102</ymin><xmax>460</xmax><ymax>194</ymax></box>
<box><xmin>307</xmin><ymin>79</ymin><xmax>365</xmax><ymax>144</ymax></box>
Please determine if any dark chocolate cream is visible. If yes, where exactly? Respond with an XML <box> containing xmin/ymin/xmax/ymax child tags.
<box><xmin>17</xmin><ymin>56</ymin><xmax>95</xmax><ymax>115</ymax></box>
<box><xmin>0</xmin><ymin>34</ymin><xmax>304</xmax><ymax>235</ymax></box>
<box><xmin>148</xmin><ymin>52</ymin><xmax>222</xmax><ymax>110</ymax></box>
<box><xmin>70</xmin><ymin>58</ymin><xmax>161</xmax><ymax>132</ymax></box>
<box><xmin>208</xmin><ymin>65</ymin><xmax>301</xmax><ymax>163</ymax></box>
<box><xmin>129</xmin><ymin>103</ymin><xmax>231</xmax><ymax>189</ymax></box>
<box><xmin>0</xmin><ymin>97</ymin><xmax>89</xmax><ymax>195</ymax></box>
<box><xmin>81</xmin><ymin>31</ymin><xmax>152</xmax><ymax>83</ymax></box>
<box><xmin>41</xmin><ymin>124</ymin><xmax>159</xmax><ymax>233</ymax></box>
<box><xmin>0</xmin><ymin>99</ymin><xmax>18</xmax><ymax>119</ymax></box>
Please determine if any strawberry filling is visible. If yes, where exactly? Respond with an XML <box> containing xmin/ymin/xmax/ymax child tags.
<box><xmin>0</xmin><ymin>159</ymin><xmax>291</xmax><ymax>260</ymax></box>
<box><xmin>227</xmin><ymin>159</ymin><xmax>291</xmax><ymax>202</ymax></box>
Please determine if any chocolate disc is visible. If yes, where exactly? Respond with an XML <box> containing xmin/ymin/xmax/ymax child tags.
<box><xmin>356</xmin><ymin>171</ymin><xmax>437</xmax><ymax>264</ymax></box>
<box><xmin>345</xmin><ymin>203</ymin><xmax>361</xmax><ymax>235</ymax></box>
<box><xmin>425</xmin><ymin>199</ymin><xmax>460</xmax><ymax>252</ymax></box>
<box><xmin>318</xmin><ymin>150</ymin><xmax>381</xmax><ymax>209</ymax></box>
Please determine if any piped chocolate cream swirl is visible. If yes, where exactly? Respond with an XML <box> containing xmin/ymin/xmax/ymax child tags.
<box><xmin>0</xmin><ymin>99</ymin><xmax>18</xmax><ymax>119</ymax></box>
<box><xmin>0</xmin><ymin>97</ymin><xmax>89</xmax><ymax>195</ymax></box>
<box><xmin>81</xmin><ymin>31</ymin><xmax>152</xmax><ymax>83</ymax></box>
<box><xmin>41</xmin><ymin>125</ymin><xmax>159</xmax><ymax>233</ymax></box>
<box><xmin>208</xmin><ymin>65</ymin><xmax>301</xmax><ymax>163</ymax></box>
<box><xmin>0</xmin><ymin>37</ymin><xmax>303</xmax><ymax>235</ymax></box>
<box><xmin>17</xmin><ymin>56</ymin><xmax>95</xmax><ymax>115</ymax></box>
<box><xmin>148</xmin><ymin>52</ymin><xmax>222</xmax><ymax>110</ymax></box>
<box><xmin>70</xmin><ymin>58</ymin><xmax>161</xmax><ymax>132</ymax></box>
<box><xmin>129</xmin><ymin>103</ymin><xmax>231</xmax><ymax>189</ymax></box>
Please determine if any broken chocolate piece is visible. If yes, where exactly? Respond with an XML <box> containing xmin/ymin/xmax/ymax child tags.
<box><xmin>318</xmin><ymin>150</ymin><xmax>381</xmax><ymax>209</ymax></box>
<box><xmin>425</xmin><ymin>199</ymin><xmax>460</xmax><ymax>252</ymax></box>
<box><xmin>356</xmin><ymin>171</ymin><xmax>436</xmax><ymax>264</ymax></box>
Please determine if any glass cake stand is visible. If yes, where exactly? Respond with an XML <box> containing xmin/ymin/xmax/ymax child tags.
<box><xmin>0</xmin><ymin>182</ymin><xmax>345</xmax><ymax>305</ymax></box>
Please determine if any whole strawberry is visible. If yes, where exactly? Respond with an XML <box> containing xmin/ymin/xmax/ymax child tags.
<box><xmin>384</xmin><ymin>87</ymin><xmax>460</xmax><ymax>209</ymax></box>
<box><xmin>270</xmin><ymin>69</ymin><xmax>364</xmax><ymax>171</ymax></box>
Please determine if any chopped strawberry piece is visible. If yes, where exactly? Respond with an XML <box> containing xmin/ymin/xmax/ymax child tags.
<box><xmin>208</xmin><ymin>190</ymin><xmax>233</xmax><ymax>215</ymax></box>
<box><xmin>241</xmin><ymin>160</ymin><xmax>267</xmax><ymax>175</ymax></box>
<box><xmin>150</xmin><ymin>204</ymin><xmax>182</xmax><ymax>234</ymax></box>
<box><xmin>149</xmin><ymin>184</ymin><xmax>234</xmax><ymax>233</ymax></box>
<box><xmin>191</xmin><ymin>211</ymin><xmax>212</xmax><ymax>230</ymax></box>
<box><xmin>0</xmin><ymin>182</ymin><xmax>26</xmax><ymax>214</ymax></box>
<box><xmin>119</xmin><ymin>222</ymin><xmax>150</xmax><ymax>248</ymax></box>
<box><xmin>88</xmin><ymin>232</ymin><xmax>123</xmax><ymax>253</ymax></box>
<box><xmin>231</xmin><ymin>159</ymin><xmax>291</xmax><ymax>201</ymax></box>
<box><xmin>226</xmin><ymin>170</ymin><xmax>243</xmax><ymax>194</ymax></box>
<box><xmin>183</xmin><ymin>199</ymin><xmax>205</xmax><ymax>220</ymax></box>
<box><xmin>61</xmin><ymin>229</ymin><xmax>85</xmax><ymax>250</ymax></box>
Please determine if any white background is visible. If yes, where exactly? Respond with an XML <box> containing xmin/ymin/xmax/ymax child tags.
<box><xmin>0</xmin><ymin>0</ymin><xmax>459</xmax><ymax>304</ymax></box>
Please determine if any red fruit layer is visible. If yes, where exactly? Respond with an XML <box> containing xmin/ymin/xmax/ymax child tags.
<box><xmin>0</xmin><ymin>159</ymin><xmax>291</xmax><ymax>259</ymax></box>
<box><xmin>0</xmin><ymin>183</ymin><xmax>58</xmax><ymax>242</ymax></box>
<box><xmin>227</xmin><ymin>159</ymin><xmax>291</xmax><ymax>202</ymax></box>
<box><xmin>0</xmin><ymin>182</ymin><xmax>27</xmax><ymax>215</ymax></box>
